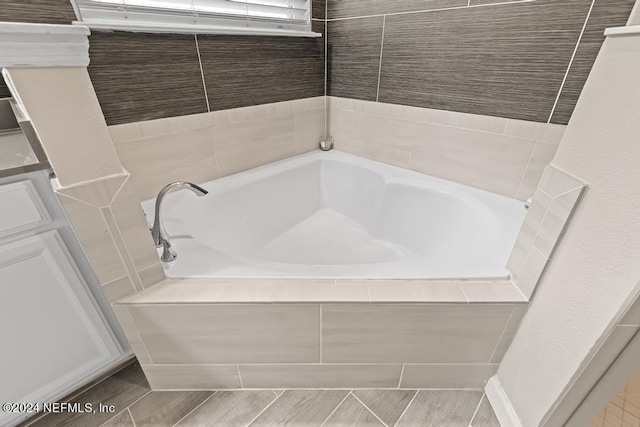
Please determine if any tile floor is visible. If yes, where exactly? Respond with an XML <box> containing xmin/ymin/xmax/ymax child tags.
<box><xmin>23</xmin><ymin>362</ymin><xmax>500</xmax><ymax>426</ymax></box>
<box><xmin>590</xmin><ymin>366</ymin><xmax>640</xmax><ymax>427</ymax></box>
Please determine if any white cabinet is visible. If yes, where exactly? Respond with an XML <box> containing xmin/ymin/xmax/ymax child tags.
<box><xmin>0</xmin><ymin>178</ymin><xmax>123</xmax><ymax>427</ymax></box>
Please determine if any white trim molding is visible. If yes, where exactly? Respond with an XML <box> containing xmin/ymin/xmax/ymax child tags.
<box><xmin>485</xmin><ymin>376</ymin><xmax>523</xmax><ymax>427</ymax></box>
<box><xmin>0</xmin><ymin>22</ymin><xmax>90</xmax><ymax>68</ymax></box>
<box><xmin>604</xmin><ymin>25</ymin><xmax>640</xmax><ymax>37</ymax></box>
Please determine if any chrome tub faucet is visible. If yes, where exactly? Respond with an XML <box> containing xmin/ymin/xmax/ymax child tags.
<box><xmin>150</xmin><ymin>181</ymin><xmax>208</xmax><ymax>262</ymax></box>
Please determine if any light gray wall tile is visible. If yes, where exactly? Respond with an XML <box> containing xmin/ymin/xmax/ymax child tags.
<box><xmin>515</xmin><ymin>247</ymin><xmax>548</xmax><ymax>299</ymax></box>
<box><xmin>411</xmin><ymin>123</ymin><xmax>534</xmax><ymax>198</ymax></box>
<box><xmin>459</xmin><ymin>282</ymin><xmax>526</xmax><ymax>303</ymax></box>
<box><xmin>102</xmin><ymin>276</ymin><xmax>137</xmax><ymax>303</ymax></box>
<box><xmin>109</xmin><ymin>177</ymin><xmax>160</xmax><ymax>272</ymax></box>
<box><xmin>490</xmin><ymin>305</ymin><xmax>528</xmax><ymax>363</ymax></box>
<box><xmin>515</xmin><ymin>142</ymin><xmax>559</xmax><ymax>201</ymax></box>
<box><xmin>138</xmin><ymin>263</ymin><xmax>165</xmax><ymax>289</ymax></box>
<box><xmin>331</xmin><ymin>108</ymin><xmax>414</xmax><ymax>168</ymax></box>
<box><xmin>533</xmin><ymin>186</ymin><xmax>584</xmax><ymax>258</ymax></box>
<box><xmin>130</xmin><ymin>304</ymin><xmax>320</xmax><ymax>364</ymax></box>
<box><xmin>378</xmin><ymin>0</ymin><xmax>593</xmax><ymax>122</ymax></box>
<box><xmin>114</xmin><ymin>127</ymin><xmax>219</xmax><ymax>200</ymax></box>
<box><xmin>538</xmin><ymin>165</ymin><xmax>584</xmax><ymax>197</ymax></box>
<box><xmin>327</xmin><ymin>17</ymin><xmax>384</xmax><ymax>101</ymax></box>
<box><xmin>212</xmin><ymin>114</ymin><xmax>297</xmax><ymax>177</ymax></box>
<box><xmin>507</xmin><ymin>188</ymin><xmax>552</xmax><ymax>280</ymax></box>
<box><xmin>112</xmin><ymin>306</ymin><xmax>152</xmax><ymax>364</ymax></box>
<box><xmin>365</xmin><ymin>280</ymin><xmax>468</xmax><ymax>303</ymax></box>
<box><xmin>141</xmin><ymin>364</ymin><xmax>241</xmax><ymax>390</ymax></box>
<box><xmin>239</xmin><ymin>364</ymin><xmax>402</xmax><ymax>388</ymax></box>
<box><xmin>400</xmin><ymin>364</ymin><xmax>499</xmax><ymax>388</ymax></box>
<box><xmin>294</xmin><ymin>107</ymin><xmax>326</xmax><ymax>153</ymax></box>
<box><xmin>56</xmin><ymin>193</ymin><xmax>129</xmax><ymax>285</ymax></box>
<box><xmin>322</xmin><ymin>304</ymin><xmax>513</xmax><ymax>363</ymax></box>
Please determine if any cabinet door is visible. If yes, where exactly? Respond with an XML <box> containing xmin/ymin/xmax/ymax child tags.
<box><xmin>0</xmin><ymin>231</ymin><xmax>121</xmax><ymax>426</ymax></box>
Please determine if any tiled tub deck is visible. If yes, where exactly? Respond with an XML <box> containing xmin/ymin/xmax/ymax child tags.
<box><xmin>113</xmin><ymin>279</ymin><xmax>527</xmax><ymax>390</ymax></box>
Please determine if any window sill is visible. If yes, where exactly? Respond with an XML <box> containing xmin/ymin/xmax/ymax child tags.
<box><xmin>73</xmin><ymin>21</ymin><xmax>322</xmax><ymax>38</ymax></box>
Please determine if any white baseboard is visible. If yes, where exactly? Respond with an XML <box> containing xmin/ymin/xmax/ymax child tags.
<box><xmin>485</xmin><ymin>376</ymin><xmax>523</xmax><ymax>427</ymax></box>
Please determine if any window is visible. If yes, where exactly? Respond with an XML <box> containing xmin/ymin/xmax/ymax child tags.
<box><xmin>72</xmin><ymin>0</ymin><xmax>319</xmax><ymax>37</ymax></box>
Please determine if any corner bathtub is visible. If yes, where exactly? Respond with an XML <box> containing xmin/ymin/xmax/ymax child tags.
<box><xmin>142</xmin><ymin>151</ymin><xmax>525</xmax><ymax>279</ymax></box>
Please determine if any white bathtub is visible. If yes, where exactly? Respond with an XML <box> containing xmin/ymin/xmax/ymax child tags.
<box><xmin>142</xmin><ymin>151</ymin><xmax>525</xmax><ymax>279</ymax></box>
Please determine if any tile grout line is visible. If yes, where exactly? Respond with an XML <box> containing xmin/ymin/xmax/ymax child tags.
<box><xmin>393</xmin><ymin>389</ymin><xmax>419</xmax><ymax>427</ymax></box>
<box><xmin>237</xmin><ymin>365</ymin><xmax>245</xmax><ymax>388</ymax></box>
<box><xmin>105</xmin><ymin>390</ymin><xmax>151</xmax><ymax>427</ymax></box>
<box><xmin>513</xmin><ymin>140</ymin><xmax>538</xmax><ymax>200</ymax></box>
<box><xmin>99</xmin><ymin>207</ymin><xmax>144</xmax><ymax>291</ymax></box>
<box><xmin>171</xmin><ymin>391</ymin><xmax>218</xmax><ymax>427</ymax></box>
<box><xmin>124</xmin><ymin>306</ymin><xmax>155</xmax><ymax>364</ymax></box>
<box><xmin>245</xmin><ymin>390</ymin><xmax>283</xmax><ymax>426</ymax></box>
<box><xmin>127</xmin><ymin>407</ymin><xmax>138</xmax><ymax>427</ymax></box>
<box><xmin>375</xmin><ymin>15</ymin><xmax>386</xmax><ymax>103</ymax></box>
<box><xmin>194</xmin><ymin>34</ymin><xmax>211</xmax><ymax>112</ymax></box>
<box><xmin>320</xmin><ymin>304</ymin><xmax>323</xmax><ymax>362</ymax></box>
<box><xmin>467</xmin><ymin>394</ymin><xmax>486</xmax><ymax>427</ymax></box>
<box><xmin>351</xmin><ymin>391</ymin><xmax>390</xmax><ymax>426</ymax></box>
<box><xmin>398</xmin><ymin>364</ymin><xmax>406</xmax><ymax>388</ymax></box>
<box><xmin>319</xmin><ymin>391</ymin><xmax>353</xmax><ymax>426</ymax></box>
<box><xmin>547</xmin><ymin>0</ymin><xmax>596</xmax><ymax>123</ymax></box>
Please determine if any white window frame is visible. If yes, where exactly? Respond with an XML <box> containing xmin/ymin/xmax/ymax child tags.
<box><xmin>70</xmin><ymin>0</ymin><xmax>321</xmax><ymax>37</ymax></box>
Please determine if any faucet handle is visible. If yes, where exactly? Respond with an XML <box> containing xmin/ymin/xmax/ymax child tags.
<box><xmin>159</xmin><ymin>236</ymin><xmax>177</xmax><ymax>262</ymax></box>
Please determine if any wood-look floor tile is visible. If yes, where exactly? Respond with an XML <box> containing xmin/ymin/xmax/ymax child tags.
<box><xmin>249</xmin><ymin>390</ymin><xmax>349</xmax><ymax>426</ymax></box>
<box><xmin>177</xmin><ymin>391</ymin><xmax>277</xmax><ymax>426</ymax></box>
<box><xmin>470</xmin><ymin>396</ymin><xmax>500</xmax><ymax>427</ymax></box>
<box><xmin>101</xmin><ymin>409</ymin><xmax>135</xmax><ymax>427</ymax></box>
<box><xmin>29</xmin><ymin>363</ymin><xmax>150</xmax><ymax>427</ymax></box>
<box><xmin>352</xmin><ymin>390</ymin><xmax>417</xmax><ymax>426</ymax></box>
<box><xmin>396</xmin><ymin>390</ymin><xmax>483</xmax><ymax>426</ymax></box>
<box><xmin>323</xmin><ymin>394</ymin><xmax>384</xmax><ymax>426</ymax></box>
<box><xmin>128</xmin><ymin>390</ymin><xmax>212</xmax><ymax>426</ymax></box>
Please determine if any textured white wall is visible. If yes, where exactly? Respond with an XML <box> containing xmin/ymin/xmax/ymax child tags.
<box><xmin>496</xmin><ymin>28</ymin><xmax>640</xmax><ymax>427</ymax></box>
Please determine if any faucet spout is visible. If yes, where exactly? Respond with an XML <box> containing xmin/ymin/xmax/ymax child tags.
<box><xmin>151</xmin><ymin>181</ymin><xmax>208</xmax><ymax>248</ymax></box>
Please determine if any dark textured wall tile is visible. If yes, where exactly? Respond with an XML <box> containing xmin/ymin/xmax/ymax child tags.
<box><xmin>88</xmin><ymin>32</ymin><xmax>208</xmax><ymax>125</ymax></box>
<box><xmin>313</xmin><ymin>0</ymin><xmax>326</xmax><ymax>20</ymax></box>
<box><xmin>0</xmin><ymin>0</ymin><xmax>76</xmax><ymax>25</ymax></box>
<box><xmin>378</xmin><ymin>0</ymin><xmax>592</xmax><ymax>122</ymax></box>
<box><xmin>469</xmin><ymin>0</ymin><xmax>522</xmax><ymax>5</ymax></box>
<box><xmin>0</xmin><ymin>79</ymin><xmax>11</xmax><ymax>99</ymax></box>
<box><xmin>328</xmin><ymin>0</ymin><xmax>466</xmax><ymax>20</ymax></box>
<box><xmin>198</xmin><ymin>35</ymin><xmax>324</xmax><ymax>111</ymax></box>
<box><xmin>550</xmin><ymin>0</ymin><xmax>635</xmax><ymax>124</ymax></box>
<box><xmin>327</xmin><ymin>17</ymin><xmax>384</xmax><ymax>101</ymax></box>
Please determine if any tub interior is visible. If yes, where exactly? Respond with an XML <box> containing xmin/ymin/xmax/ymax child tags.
<box><xmin>147</xmin><ymin>152</ymin><xmax>525</xmax><ymax>278</ymax></box>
